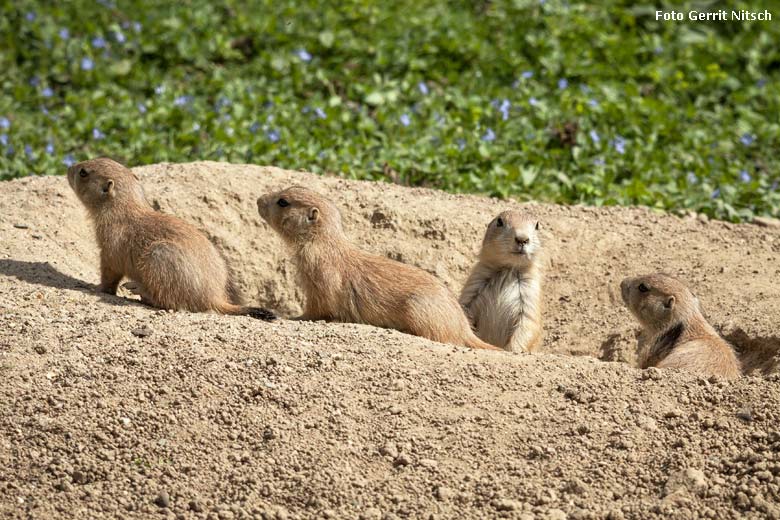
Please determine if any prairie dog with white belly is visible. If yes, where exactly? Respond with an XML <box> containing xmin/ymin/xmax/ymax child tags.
<box><xmin>460</xmin><ymin>211</ymin><xmax>544</xmax><ymax>352</ymax></box>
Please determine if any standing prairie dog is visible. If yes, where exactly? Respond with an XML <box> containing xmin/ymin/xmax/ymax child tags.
<box><xmin>621</xmin><ymin>273</ymin><xmax>740</xmax><ymax>378</ymax></box>
<box><xmin>67</xmin><ymin>157</ymin><xmax>275</xmax><ymax>319</ymax></box>
<box><xmin>256</xmin><ymin>186</ymin><xmax>500</xmax><ymax>351</ymax></box>
<box><xmin>459</xmin><ymin>211</ymin><xmax>544</xmax><ymax>352</ymax></box>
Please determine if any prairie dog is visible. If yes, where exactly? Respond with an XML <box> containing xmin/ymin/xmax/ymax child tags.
<box><xmin>67</xmin><ymin>157</ymin><xmax>275</xmax><ymax>319</ymax></box>
<box><xmin>621</xmin><ymin>273</ymin><xmax>740</xmax><ymax>378</ymax></box>
<box><xmin>459</xmin><ymin>211</ymin><xmax>543</xmax><ymax>352</ymax></box>
<box><xmin>256</xmin><ymin>186</ymin><xmax>499</xmax><ymax>350</ymax></box>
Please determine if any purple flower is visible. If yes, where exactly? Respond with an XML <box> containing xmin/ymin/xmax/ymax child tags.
<box><xmin>42</xmin><ymin>87</ymin><xmax>54</xmax><ymax>98</ymax></box>
<box><xmin>592</xmin><ymin>157</ymin><xmax>605</xmax><ymax>167</ymax></box>
<box><xmin>481</xmin><ymin>128</ymin><xmax>496</xmax><ymax>142</ymax></box>
<box><xmin>81</xmin><ymin>57</ymin><xmax>94</xmax><ymax>71</ymax></box>
<box><xmin>0</xmin><ymin>134</ymin><xmax>7</xmax><ymax>146</ymax></box>
<box><xmin>521</xmin><ymin>70</ymin><xmax>533</xmax><ymax>79</ymax></box>
<box><xmin>558</xmin><ymin>78</ymin><xmax>568</xmax><ymax>90</ymax></box>
<box><xmin>314</xmin><ymin>107</ymin><xmax>327</xmax><ymax>119</ymax></box>
<box><xmin>498</xmin><ymin>99</ymin><xmax>510</xmax><ymax>121</ymax></box>
<box><xmin>739</xmin><ymin>170</ymin><xmax>751</xmax><ymax>183</ymax></box>
<box><xmin>529</xmin><ymin>97</ymin><xmax>539</xmax><ymax>107</ymax></box>
<box><xmin>30</xmin><ymin>76</ymin><xmax>40</xmax><ymax>87</ymax></box>
<box><xmin>173</xmin><ymin>95</ymin><xmax>192</xmax><ymax>107</ymax></box>
<box><xmin>45</xmin><ymin>141</ymin><xmax>54</xmax><ymax>155</ymax></box>
<box><xmin>91</xmin><ymin>36</ymin><xmax>107</xmax><ymax>49</ymax></box>
<box><xmin>5</xmin><ymin>144</ymin><xmax>14</xmax><ymax>156</ymax></box>
<box><xmin>711</xmin><ymin>188</ymin><xmax>720</xmax><ymax>199</ymax></box>
<box><xmin>589</xmin><ymin>130</ymin><xmax>600</xmax><ymax>144</ymax></box>
<box><xmin>63</xmin><ymin>154</ymin><xmax>76</xmax><ymax>167</ymax></box>
<box><xmin>249</xmin><ymin>122</ymin><xmax>260</xmax><ymax>134</ymax></box>
<box><xmin>41</xmin><ymin>106</ymin><xmax>49</xmax><ymax>116</ymax></box>
<box><xmin>155</xmin><ymin>85</ymin><xmax>166</xmax><ymax>95</ymax></box>
<box><xmin>434</xmin><ymin>113</ymin><xmax>445</xmax><ymax>126</ymax></box>
<box><xmin>740</xmin><ymin>133</ymin><xmax>755</xmax><ymax>146</ymax></box>
<box><xmin>26</xmin><ymin>12</ymin><xmax>36</xmax><ymax>22</ymax></box>
<box><xmin>92</xmin><ymin>128</ymin><xmax>105</xmax><ymax>140</ymax></box>
<box><xmin>580</xmin><ymin>84</ymin><xmax>591</xmax><ymax>94</ymax></box>
<box><xmin>114</xmin><ymin>30</ymin><xmax>126</xmax><ymax>44</ymax></box>
<box><xmin>133</xmin><ymin>22</ymin><xmax>142</xmax><ymax>33</ymax></box>
<box><xmin>418</xmin><ymin>82</ymin><xmax>429</xmax><ymax>95</ymax></box>
<box><xmin>588</xmin><ymin>99</ymin><xmax>599</xmax><ymax>108</ymax></box>
<box><xmin>399</xmin><ymin>113</ymin><xmax>411</xmax><ymax>127</ymax></box>
<box><xmin>192</xmin><ymin>123</ymin><xmax>200</xmax><ymax>131</ymax></box>
<box><xmin>24</xmin><ymin>144</ymin><xmax>34</xmax><ymax>160</ymax></box>
<box><xmin>772</xmin><ymin>180</ymin><xmax>779</xmax><ymax>191</ymax></box>
<box><xmin>266</xmin><ymin>129</ymin><xmax>280</xmax><ymax>143</ymax></box>
<box><xmin>137</xmin><ymin>102</ymin><xmax>147</xmax><ymax>114</ymax></box>
<box><xmin>0</xmin><ymin>117</ymin><xmax>9</xmax><ymax>130</ymax></box>
<box><xmin>757</xmin><ymin>78</ymin><xmax>767</xmax><ymax>88</ymax></box>
<box><xmin>296</xmin><ymin>49</ymin><xmax>312</xmax><ymax>62</ymax></box>
<box><xmin>686</xmin><ymin>172</ymin><xmax>697</xmax><ymax>184</ymax></box>
<box><xmin>611</xmin><ymin>136</ymin><xmax>626</xmax><ymax>154</ymax></box>
<box><xmin>456</xmin><ymin>138</ymin><xmax>466</xmax><ymax>151</ymax></box>
<box><xmin>654</xmin><ymin>46</ymin><xmax>663</xmax><ymax>55</ymax></box>
<box><xmin>59</xmin><ymin>28</ymin><xmax>70</xmax><ymax>40</ymax></box>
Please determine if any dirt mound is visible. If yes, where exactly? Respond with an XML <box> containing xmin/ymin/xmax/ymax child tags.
<box><xmin>1</xmin><ymin>162</ymin><xmax>779</xmax><ymax>519</ymax></box>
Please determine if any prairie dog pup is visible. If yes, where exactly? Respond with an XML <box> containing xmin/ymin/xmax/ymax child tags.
<box><xmin>621</xmin><ymin>273</ymin><xmax>740</xmax><ymax>378</ymax></box>
<box><xmin>460</xmin><ymin>211</ymin><xmax>543</xmax><ymax>352</ymax></box>
<box><xmin>67</xmin><ymin>157</ymin><xmax>275</xmax><ymax>319</ymax></box>
<box><xmin>257</xmin><ymin>186</ymin><xmax>499</xmax><ymax>350</ymax></box>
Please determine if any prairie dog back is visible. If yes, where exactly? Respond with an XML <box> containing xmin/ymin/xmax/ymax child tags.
<box><xmin>460</xmin><ymin>211</ymin><xmax>544</xmax><ymax>352</ymax></box>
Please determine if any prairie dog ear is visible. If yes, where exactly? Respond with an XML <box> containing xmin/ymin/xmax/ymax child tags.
<box><xmin>103</xmin><ymin>179</ymin><xmax>115</xmax><ymax>197</ymax></box>
<box><xmin>307</xmin><ymin>206</ymin><xmax>320</xmax><ymax>222</ymax></box>
<box><xmin>535</xmin><ymin>221</ymin><xmax>540</xmax><ymax>230</ymax></box>
<box><xmin>664</xmin><ymin>295</ymin><xmax>675</xmax><ymax>309</ymax></box>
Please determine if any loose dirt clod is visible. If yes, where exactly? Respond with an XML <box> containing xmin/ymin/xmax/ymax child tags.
<box><xmin>1</xmin><ymin>162</ymin><xmax>779</xmax><ymax>519</ymax></box>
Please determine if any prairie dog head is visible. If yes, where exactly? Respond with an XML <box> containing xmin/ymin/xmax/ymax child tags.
<box><xmin>67</xmin><ymin>158</ymin><xmax>147</xmax><ymax>212</ymax></box>
<box><xmin>621</xmin><ymin>273</ymin><xmax>699</xmax><ymax>331</ymax></box>
<box><xmin>478</xmin><ymin>210</ymin><xmax>542</xmax><ymax>269</ymax></box>
<box><xmin>257</xmin><ymin>186</ymin><xmax>344</xmax><ymax>244</ymax></box>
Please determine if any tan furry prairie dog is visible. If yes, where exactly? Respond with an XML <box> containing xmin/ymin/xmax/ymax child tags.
<box><xmin>459</xmin><ymin>211</ymin><xmax>544</xmax><ymax>352</ymax></box>
<box><xmin>256</xmin><ymin>186</ymin><xmax>499</xmax><ymax>351</ymax></box>
<box><xmin>67</xmin><ymin>157</ymin><xmax>275</xmax><ymax>320</ymax></box>
<box><xmin>621</xmin><ymin>273</ymin><xmax>740</xmax><ymax>378</ymax></box>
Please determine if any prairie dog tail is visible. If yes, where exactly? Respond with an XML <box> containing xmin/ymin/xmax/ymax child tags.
<box><xmin>464</xmin><ymin>332</ymin><xmax>502</xmax><ymax>351</ymax></box>
<box><xmin>217</xmin><ymin>302</ymin><xmax>277</xmax><ymax>321</ymax></box>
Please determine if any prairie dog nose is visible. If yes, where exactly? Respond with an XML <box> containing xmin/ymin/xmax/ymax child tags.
<box><xmin>515</xmin><ymin>235</ymin><xmax>529</xmax><ymax>246</ymax></box>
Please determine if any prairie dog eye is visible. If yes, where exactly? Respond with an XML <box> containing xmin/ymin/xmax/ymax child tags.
<box><xmin>638</xmin><ymin>283</ymin><xmax>649</xmax><ymax>293</ymax></box>
<box><xmin>79</xmin><ymin>168</ymin><xmax>88</xmax><ymax>178</ymax></box>
<box><xmin>277</xmin><ymin>198</ymin><xmax>290</xmax><ymax>207</ymax></box>
<box><xmin>496</xmin><ymin>217</ymin><xmax>504</xmax><ymax>228</ymax></box>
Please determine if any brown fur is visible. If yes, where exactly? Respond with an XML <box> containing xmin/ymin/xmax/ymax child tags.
<box><xmin>67</xmin><ymin>157</ymin><xmax>275</xmax><ymax>320</ymax></box>
<box><xmin>460</xmin><ymin>211</ymin><xmax>544</xmax><ymax>352</ymax></box>
<box><xmin>257</xmin><ymin>186</ymin><xmax>500</xmax><ymax>350</ymax></box>
<box><xmin>620</xmin><ymin>273</ymin><xmax>740</xmax><ymax>378</ymax></box>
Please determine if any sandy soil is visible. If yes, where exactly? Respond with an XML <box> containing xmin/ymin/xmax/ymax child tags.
<box><xmin>1</xmin><ymin>162</ymin><xmax>779</xmax><ymax>520</ymax></box>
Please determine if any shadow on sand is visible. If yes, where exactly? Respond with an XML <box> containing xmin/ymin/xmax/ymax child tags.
<box><xmin>725</xmin><ymin>328</ymin><xmax>780</xmax><ymax>377</ymax></box>
<box><xmin>0</xmin><ymin>259</ymin><xmax>141</xmax><ymax>308</ymax></box>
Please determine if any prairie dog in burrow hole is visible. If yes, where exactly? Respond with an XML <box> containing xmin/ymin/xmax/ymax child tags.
<box><xmin>621</xmin><ymin>273</ymin><xmax>740</xmax><ymax>378</ymax></box>
<box><xmin>67</xmin><ymin>157</ymin><xmax>275</xmax><ymax>319</ymax></box>
<box><xmin>460</xmin><ymin>210</ymin><xmax>544</xmax><ymax>352</ymax></box>
<box><xmin>256</xmin><ymin>185</ymin><xmax>500</xmax><ymax>350</ymax></box>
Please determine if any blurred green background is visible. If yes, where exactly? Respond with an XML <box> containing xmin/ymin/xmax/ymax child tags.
<box><xmin>1</xmin><ymin>0</ymin><xmax>779</xmax><ymax>221</ymax></box>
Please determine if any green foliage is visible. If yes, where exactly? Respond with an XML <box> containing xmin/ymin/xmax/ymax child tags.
<box><xmin>1</xmin><ymin>0</ymin><xmax>779</xmax><ymax>221</ymax></box>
